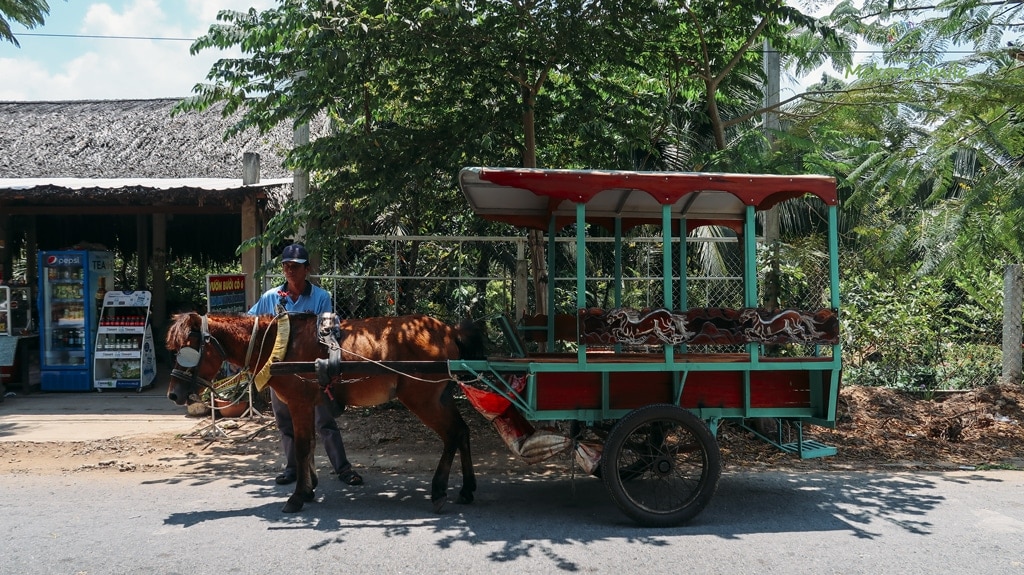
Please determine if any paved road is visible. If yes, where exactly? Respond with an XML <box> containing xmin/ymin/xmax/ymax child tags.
<box><xmin>2</xmin><ymin>382</ymin><xmax>1023</xmax><ymax>574</ymax></box>
<box><xmin>2</xmin><ymin>466</ymin><xmax>1022</xmax><ymax>574</ymax></box>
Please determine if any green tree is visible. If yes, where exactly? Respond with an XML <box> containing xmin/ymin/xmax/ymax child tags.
<box><xmin>0</xmin><ymin>0</ymin><xmax>52</xmax><ymax>46</ymax></box>
<box><xmin>781</xmin><ymin>0</ymin><xmax>1024</xmax><ymax>270</ymax></box>
<box><xmin>177</xmin><ymin>0</ymin><xmax>848</xmax><ymax>317</ymax></box>
<box><xmin>761</xmin><ymin>1</ymin><xmax>1024</xmax><ymax>388</ymax></box>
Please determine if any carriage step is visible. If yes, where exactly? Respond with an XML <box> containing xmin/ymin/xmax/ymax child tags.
<box><xmin>778</xmin><ymin>440</ymin><xmax>837</xmax><ymax>459</ymax></box>
<box><xmin>735</xmin><ymin>419</ymin><xmax>837</xmax><ymax>459</ymax></box>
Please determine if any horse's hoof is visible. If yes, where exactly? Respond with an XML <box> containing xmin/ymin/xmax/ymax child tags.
<box><xmin>302</xmin><ymin>489</ymin><xmax>316</xmax><ymax>502</ymax></box>
<box><xmin>432</xmin><ymin>497</ymin><xmax>447</xmax><ymax>514</ymax></box>
<box><xmin>282</xmin><ymin>498</ymin><xmax>305</xmax><ymax>513</ymax></box>
<box><xmin>457</xmin><ymin>493</ymin><xmax>474</xmax><ymax>505</ymax></box>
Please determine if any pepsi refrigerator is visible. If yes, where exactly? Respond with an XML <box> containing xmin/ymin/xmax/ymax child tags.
<box><xmin>38</xmin><ymin>250</ymin><xmax>115</xmax><ymax>391</ymax></box>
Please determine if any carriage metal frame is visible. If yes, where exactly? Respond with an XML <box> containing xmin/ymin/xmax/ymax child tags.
<box><xmin>446</xmin><ymin>167</ymin><xmax>842</xmax><ymax>526</ymax></box>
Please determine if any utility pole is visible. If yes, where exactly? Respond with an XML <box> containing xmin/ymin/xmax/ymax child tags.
<box><xmin>290</xmin><ymin>71</ymin><xmax>319</xmax><ymax>274</ymax></box>
<box><xmin>292</xmin><ymin>121</ymin><xmax>325</xmax><ymax>280</ymax></box>
<box><xmin>1002</xmin><ymin>265</ymin><xmax>1023</xmax><ymax>384</ymax></box>
<box><xmin>293</xmin><ymin>122</ymin><xmax>310</xmax><ymax>242</ymax></box>
<box><xmin>242</xmin><ymin>152</ymin><xmax>261</xmax><ymax>304</ymax></box>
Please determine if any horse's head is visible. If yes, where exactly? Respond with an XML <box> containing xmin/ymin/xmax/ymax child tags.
<box><xmin>165</xmin><ymin>312</ymin><xmax>228</xmax><ymax>405</ymax></box>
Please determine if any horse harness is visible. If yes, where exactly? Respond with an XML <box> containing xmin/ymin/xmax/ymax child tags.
<box><xmin>307</xmin><ymin>313</ymin><xmax>459</xmax><ymax>396</ymax></box>
<box><xmin>315</xmin><ymin>313</ymin><xmax>349</xmax><ymax>409</ymax></box>
<box><xmin>171</xmin><ymin>315</ymin><xmax>232</xmax><ymax>393</ymax></box>
<box><xmin>172</xmin><ymin>312</ymin><xmax>449</xmax><ymax>406</ymax></box>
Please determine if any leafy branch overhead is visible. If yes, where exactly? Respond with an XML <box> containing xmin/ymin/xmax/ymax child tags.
<box><xmin>178</xmin><ymin>1</ymin><xmax>1023</xmax><ymax>356</ymax></box>
<box><xmin>0</xmin><ymin>0</ymin><xmax>54</xmax><ymax>47</ymax></box>
<box><xmin>778</xmin><ymin>0</ymin><xmax>1024</xmax><ymax>268</ymax></box>
<box><xmin>174</xmin><ymin>0</ymin><xmax>850</xmax><ymax>250</ymax></box>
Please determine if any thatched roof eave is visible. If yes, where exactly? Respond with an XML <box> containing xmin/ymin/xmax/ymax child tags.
<box><xmin>0</xmin><ymin>177</ymin><xmax>292</xmax><ymax>214</ymax></box>
<box><xmin>0</xmin><ymin>177</ymin><xmax>293</xmax><ymax>191</ymax></box>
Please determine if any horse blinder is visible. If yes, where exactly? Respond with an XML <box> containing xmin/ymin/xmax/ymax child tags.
<box><xmin>170</xmin><ymin>329</ymin><xmax>219</xmax><ymax>391</ymax></box>
<box><xmin>175</xmin><ymin>346</ymin><xmax>202</xmax><ymax>368</ymax></box>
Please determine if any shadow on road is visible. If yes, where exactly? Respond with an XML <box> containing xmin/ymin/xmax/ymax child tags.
<box><xmin>155</xmin><ymin>457</ymin><xmax>1007</xmax><ymax>562</ymax></box>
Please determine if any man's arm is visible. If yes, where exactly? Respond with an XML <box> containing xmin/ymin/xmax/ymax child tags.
<box><xmin>249</xmin><ymin>291</ymin><xmax>276</xmax><ymax>315</ymax></box>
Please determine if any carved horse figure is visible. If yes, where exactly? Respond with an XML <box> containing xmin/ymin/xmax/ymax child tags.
<box><xmin>164</xmin><ymin>312</ymin><xmax>485</xmax><ymax>514</ymax></box>
<box><xmin>602</xmin><ymin>307</ymin><xmax>694</xmax><ymax>346</ymax></box>
<box><xmin>737</xmin><ymin>308</ymin><xmax>835</xmax><ymax>345</ymax></box>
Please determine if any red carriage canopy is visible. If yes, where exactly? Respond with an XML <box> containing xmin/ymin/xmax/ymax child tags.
<box><xmin>458</xmin><ymin>167</ymin><xmax>838</xmax><ymax>233</ymax></box>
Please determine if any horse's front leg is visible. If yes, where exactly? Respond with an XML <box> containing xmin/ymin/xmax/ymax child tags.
<box><xmin>288</xmin><ymin>430</ymin><xmax>318</xmax><ymax>509</ymax></box>
<box><xmin>278</xmin><ymin>384</ymin><xmax>319</xmax><ymax>513</ymax></box>
<box><xmin>429</xmin><ymin>442</ymin><xmax>457</xmax><ymax>513</ymax></box>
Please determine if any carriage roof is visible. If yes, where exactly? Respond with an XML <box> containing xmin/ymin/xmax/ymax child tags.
<box><xmin>458</xmin><ymin>167</ymin><xmax>838</xmax><ymax>232</ymax></box>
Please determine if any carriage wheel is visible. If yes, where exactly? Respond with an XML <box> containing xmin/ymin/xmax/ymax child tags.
<box><xmin>600</xmin><ymin>403</ymin><xmax>721</xmax><ymax>527</ymax></box>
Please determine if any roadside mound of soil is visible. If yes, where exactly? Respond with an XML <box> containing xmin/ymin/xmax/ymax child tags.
<box><xmin>719</xmin><ymin>383</ymin><xmax>1024</xmax><ymax>470</ymax></box>
<box><xmin>2</xmin><ymin>384</ymin><xmax>1022</xmax><ymax>476</ymax></box>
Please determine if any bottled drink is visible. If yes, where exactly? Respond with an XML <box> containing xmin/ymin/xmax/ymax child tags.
<box><xmin>95</xmin><ymin>277</ymin><xmax>107</xmax><ymax>321</ymax></box>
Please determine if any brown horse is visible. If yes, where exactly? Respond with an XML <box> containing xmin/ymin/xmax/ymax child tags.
<box><xmin>164</xmin><ymin>312</ymin><xmax>485</xmax><ymax>514</ymax></box>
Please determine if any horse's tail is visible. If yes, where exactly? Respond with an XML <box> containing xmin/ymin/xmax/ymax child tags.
<box><xmin>455</xmin><ymin>318</ymin><xmax>487</xmax><ymax>360</ymax></box>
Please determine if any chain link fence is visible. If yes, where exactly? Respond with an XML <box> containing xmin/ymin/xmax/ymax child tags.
<box><xmin>836</xmin><ymin>262</ymin><xmax>1009</xmax><ymax>392</ymax></box>
<box><xmin>262</xmin><ymin>232</ymin><xmax>1011</xmax><ymax>390</ymax></box>
<box><xmin>265</xmin><ymin>232</ymin><xmax>753</xmax><ymax>320</ymax></box>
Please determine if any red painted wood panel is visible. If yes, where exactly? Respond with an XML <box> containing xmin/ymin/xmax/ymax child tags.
<box><xmin>534</xmin><ymin>372</ymin><xmax>601</xmax><ymax>411</ymax></box>
<box><xmin>532</xmin><ymin>369</ymin><xmax>814</xmax><ymax>412</ymax></box>
<box><xmin>609</xmin><ymin>373</ymin><xmax>674</xmax><ymax>409</ymax></box>
<box><xmin>750</xmin><ymin>372</ymin><xmax>812</xmax><ymax>407</ymax></box>
<box><xmin>678</xmin><ymin>372</ymin><xmax>744</xmax><ymax>408</ymax></box>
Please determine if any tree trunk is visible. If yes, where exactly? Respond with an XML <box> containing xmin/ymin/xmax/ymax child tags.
<box><xmin>706</xmin><ymin>81</ymin><xmax>727</xmax><ymax>151</ymax></box>
<box><xmin>522</xmin><ymin>87</ymin><xmax>548</xmax><ymax>317</ymax></box>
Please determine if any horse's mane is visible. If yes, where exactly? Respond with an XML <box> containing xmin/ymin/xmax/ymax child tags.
<box><xmin>165</xmin><ymin>313</ymin><xmax>284</xmax><ymax>351</ymax></box>
<box><xmin>165</xmin><ymin>312</ymin><xmax>330</xmax><ymax>351</ymax></box>
<box><xmin>165</xmin><ymin>313</ymin><xmax>200</xmax><ymax>350</ymax></box>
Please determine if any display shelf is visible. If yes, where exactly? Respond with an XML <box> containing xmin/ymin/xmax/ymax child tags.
<box><xmin>93</xmin><ymin>291</ymin><xmax>156</xmax><ymax>391</ymax></box>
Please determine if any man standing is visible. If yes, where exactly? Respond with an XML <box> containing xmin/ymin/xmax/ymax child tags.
<box><xmin>248</xmin><ymin>243</ymin><xmax>364</xmax><ymax>486</ymax></box>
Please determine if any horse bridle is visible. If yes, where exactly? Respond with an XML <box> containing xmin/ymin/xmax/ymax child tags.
<box><xmin>170</xmin><ymin>315</ymin><xmax>228</xmax><ymax>394</ymax></box>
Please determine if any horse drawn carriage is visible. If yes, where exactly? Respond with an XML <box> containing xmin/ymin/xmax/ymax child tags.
<box><xmin>166</xmin><ymin>167</ymin><xmax>842</xmax><ymax>527</ymax></box>
<box><xmin>445</xmin><ymin>168</ymin><xmax>841</xmax><ymax>526</ymax></box>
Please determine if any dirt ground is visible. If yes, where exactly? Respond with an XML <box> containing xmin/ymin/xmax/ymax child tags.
<box><xmin>2</xmin><ymin>384</ymin><xmax>1023</xmax><ymax>478</ymax></box>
